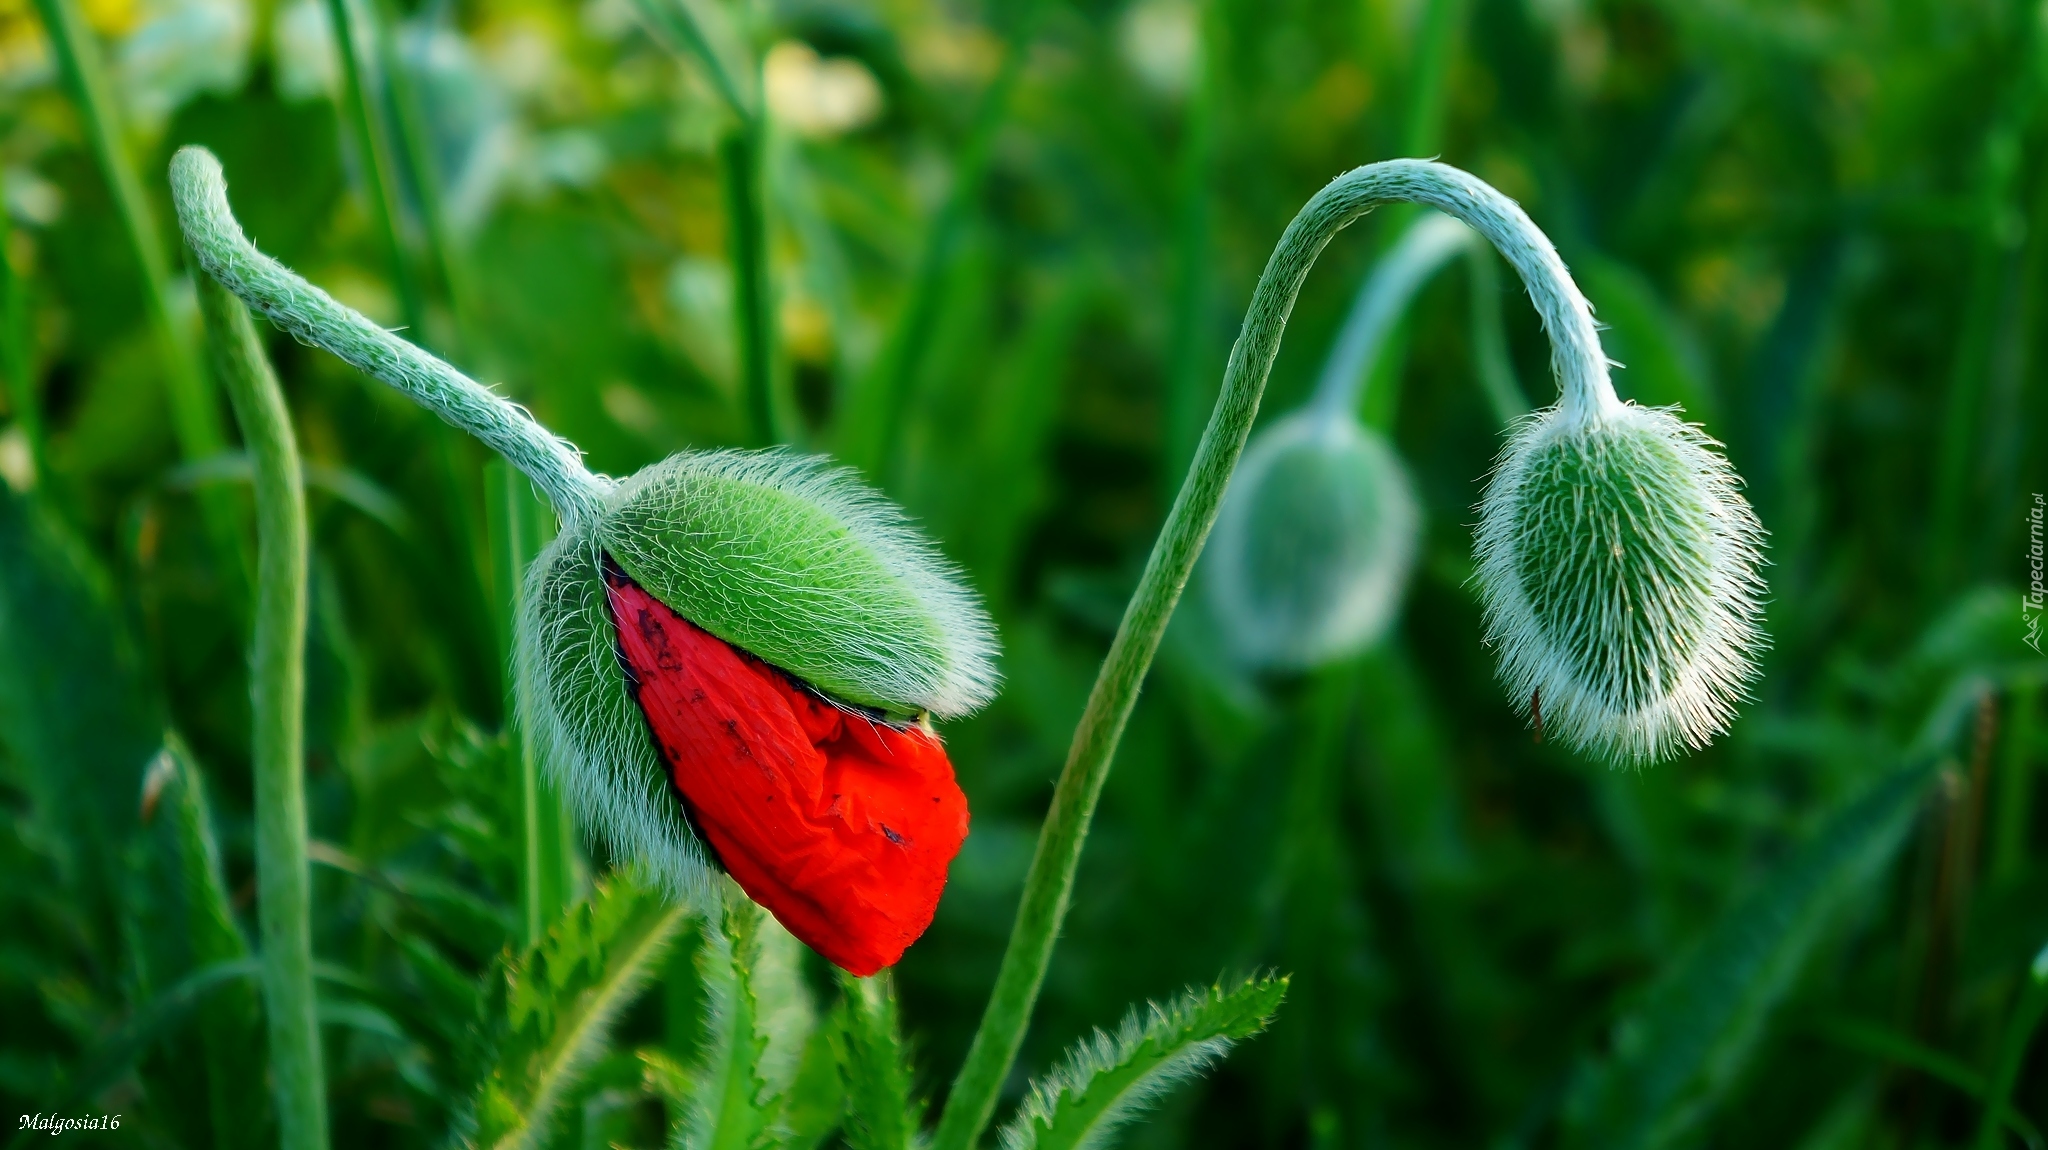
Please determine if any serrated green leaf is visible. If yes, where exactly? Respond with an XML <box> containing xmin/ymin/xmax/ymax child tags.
<box><xmin>460</xmin><ymin>869</ymin><xmax>691</xmax><ymax>1150</ymax></box>
<box><xmin>674</xmin><ymin>889</ymin><xmax>818</xmax><ymax>1150</ymax></box>
<box><xmin>831</xmin><ymin>970</ymin><xmax>918</xmax><ymax>1150</ymax></box>
<box><xmin>997</xmin><ymin>974</ymin><xmax>1288</xmax><ymax>1150</ymax></box>
<box><xmin>781</xmin><ymin>1014</ymin><xmax>844</xmax><ymax>1150</ymax></box>
<box><xmin>1563</xmin><ymin>758</ymin><xmax>1942</xmax><ymax>1150</ymax></box>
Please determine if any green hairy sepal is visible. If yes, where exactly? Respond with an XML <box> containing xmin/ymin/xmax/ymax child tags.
<box><xmin>1473</xmin><ymin>403</ymin><xmax>1765</xmax><ymax>763</ymax></box>
<box><xmin>516</xmin><ymin>448</ymin><xmax>1000</xmax><ymax>902</ymax></box>
<box><xmin>1206</xmin><ymin>412</ymin><xmax>1420</xmax><ymax>669</ymax></box>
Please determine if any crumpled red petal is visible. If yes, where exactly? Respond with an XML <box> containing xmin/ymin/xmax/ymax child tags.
<box><xmin>605</xmin><ymin>562</ymin><xmax>969</xmax><ymax>976</ymax></box>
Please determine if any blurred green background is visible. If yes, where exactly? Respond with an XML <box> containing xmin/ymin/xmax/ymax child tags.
<box><xmin>2</xmin><ymin>0</ymin><xmax>2046</xmax><ymax>1145</ymax></box>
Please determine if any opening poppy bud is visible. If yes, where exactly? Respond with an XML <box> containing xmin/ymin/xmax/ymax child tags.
<box><xmin>1472</xmin><ymin>404</ymin><xmax>1766</xmax><ymax>763</ymax></box>
<box><xmin>1206</xmin><ymin>411</ymin><xmax>1420</xmax><ymax>669</ymax></box>
<box><xmin>517</xmin><ymin>450</ymin><xmax>998</xmax><ymax>973</ymax></box>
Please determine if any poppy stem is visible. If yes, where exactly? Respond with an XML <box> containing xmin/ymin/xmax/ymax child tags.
<box><xmin>193</xmin><ymin>274</ymin><xmax>327</xmax><ymax>1150</ymax></box>
<box><xmin>931</xmin><ymin>158</ymin><xmax>1613</xmax><ymax>1150</ymax></box>
<box><xmin>166</xmin><ymin>147</ymin><xmax>611</xmax><ymax>527</ymax></box>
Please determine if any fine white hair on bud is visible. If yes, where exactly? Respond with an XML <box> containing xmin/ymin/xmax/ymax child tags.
<box><xmin>515</xmin><ymin>448</ymin><xmax>1000</xmax><ymax>901</ymax></box>
<box><xmin>1472</xmin><ymin>402</ymin><xmax>1766</xmax><ymax>763</ymax></box>
<box><xmin>1206</xmin><ymin>411</ymin><xmax>1420</xmax><ymax>668</ymax></box>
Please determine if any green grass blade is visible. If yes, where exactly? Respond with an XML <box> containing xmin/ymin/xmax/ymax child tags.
<box><xmin>321</xmin><ymin>0</ymin><xmax>425</xmax><ymax>335</ymax></box>
<box><xmin>0</xmin><ymin>485</ymin><xmax>164</xmax><ymax>971</ymax></box>
<box><xmin>29</xmin><ymin>0</ymin><xmax>223</xmax><ymax>465</ymax></box>
<box><xmin>1563</xmin><ymin>757</ymin><xmax>1943</xmax><ymax>1150</ymax></box>
<box><xmin>487</xmin><ymin>459</ymin><xmax>575</xmax><ymax>945</ymax></box>
<box><xmin>462</xmin><ymin>871</ymin><xmax>691</xmax><ymax>1150</ymax></box>
<box><xmin>832</xmin><ymin>970</ymin><xmax>920</xmax><ymax>1150</ymax></box>
<box><xmin>1809</xmin><ymin>1016</ymin><xmax>2043</xmax><ymax>1147</ymax></box>
<box><xmin>139</xmin><ymin>739</ymin><xmax>267</xmax><ymax>1150</ymax></box>
<box><xmin>1973</xmin><ymin>940</ymin><xmax>2048</xmax><ymax>1150</ymax></box>
<box><xmin>1161</xmin><ymin>0</ymin><xmax>1218</xmax><ymax>496</ymax></box>
<box><xmin>996</xmin><ymin>975</ymin><xmax>1287</xmax><ymax>1150</ymax></box>
<box><xmin>834</xmin><ymin>0</ymin><xmax>1048</xmax><ymax>478</ymax></box>
<box><xmin>39</xmin><ymin>958</ymin><xmax>263</xmax><ymax>1117</ymax></box>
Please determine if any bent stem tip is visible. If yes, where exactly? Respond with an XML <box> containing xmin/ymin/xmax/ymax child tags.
<box><xmin>167</xmin><ymin>146</ymin><xmax>609</xmax><ymax>525</ymax></box>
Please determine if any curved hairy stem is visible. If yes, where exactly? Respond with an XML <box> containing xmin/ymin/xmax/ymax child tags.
<box><xmin>195</xmin><ymin>276</ymin><xmax>327</xmax><ymax>1150</ymax></box>
<box><xmin>932</xmin><ymin>158</ymin><xmax>1612</xmax><ymax>1150</ymax></box>
<box><xmin>168</xmin><ymin>147</ymin><xmax>609</xmax><ymax>526</ymax></box>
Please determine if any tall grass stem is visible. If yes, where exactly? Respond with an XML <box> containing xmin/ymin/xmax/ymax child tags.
<box><xmin>1161</xmin><ymin>0</ymin><xmax>1218</xmax><ymax>498</ymax></box>
<box><xmin>322</xmin><ymin>0</ymin><xmax>426</xmax><ymax>335</ymax></box>
<box><xmin>195</xmin><ymin>274</ymin><xmax>326</xmax><ymax>1150</ymax></box>
<box><xmin>626</xmin><ymin>0</ymin><xmax>779</xmax><ymax>444</ymax></box>
<box><xmin>721</xmin><ymin>125</ymin><xmax>783</xmax><ymax>445</ymax></box>
<box><xmin>1972</xmin><ymin>940</ymin><xmax>2048</xmax><ymax>1150</ymax></box>
<box><xmin>837</xmin><ymin>0</ymin><xmax>1047</xmax><ymax>477</ymax></box>
<box><xmin>32</xmin><ymin>0</ymin><xmax>223</xmax><ymax>462</ymax></box>
<box><xmin>488</xmin><ymin>460</ymin><xmax>575</xmax><ymax>944</ymax></box>
<box><xmin>931</xmin><ymin>158</ymin><xmax>1611</xmax><ymax>1150</ymax></box>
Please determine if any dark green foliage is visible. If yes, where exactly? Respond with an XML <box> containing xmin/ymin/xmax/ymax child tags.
<box><xmin>1563</xmin><ymin>757</ymin><xmax>1941</xmax><ymax>1149</ymax></box>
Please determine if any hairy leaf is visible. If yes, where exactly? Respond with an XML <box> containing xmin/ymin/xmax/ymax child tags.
<box><xmin>997</xmin><ymin>975</ymin><xmax>1287</xmax><ymax>1150</ymax></box>
<box><xmin>832</xmin><ymin>970</ymin><xmax>920</xmax><ymax>1150</ymax></box>
<box><xmin>459</xmin><ymin>870</ymin><xmax>690</xmax><ymax>1150</ymax></box>
<box><xmin>672</xmin><ymin>890</ymin><xmax>818</xmax><ymax>1150</ymax></box>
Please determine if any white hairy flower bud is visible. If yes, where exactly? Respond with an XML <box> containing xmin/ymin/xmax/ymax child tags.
<box><xmin>1473</xmin><ymin>402</ymin><xmax>1765</xmax><ymax>762</ymax></box>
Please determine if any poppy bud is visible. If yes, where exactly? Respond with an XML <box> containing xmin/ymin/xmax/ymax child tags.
<box><xmin>1205</xmin><ymin>411</ymin><xmax>1420</xmax><ymax>668</ymax></box>
<box><xmin>518</xmin><ymin>450</ymin><xmax>998</xmax><ymax>975</ymax></box>
<box><xmin>1472</xmin><ymin>403</ymin><xmax>1765</xmax><ymax>763</ymax></box>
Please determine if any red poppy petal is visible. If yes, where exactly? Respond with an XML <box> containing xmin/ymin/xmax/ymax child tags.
<box><xmin>605</xmin><ymin>563</ymin><xmax>969</xmax><ymax>976</ymax></box>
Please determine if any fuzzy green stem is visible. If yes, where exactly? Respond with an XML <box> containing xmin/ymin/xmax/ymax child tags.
<box><xmin>721</xmin><ymin>124</ymin><xmax>783</xmax><ymax>445</ymax></box>
<box><xmin>932</xmin><ymin>158</ymin><xmax>1608</xmax><ymax>1150</ymax></box>
<box><xmin>323</xmin><ymin>0</ymin><xmax>426</xmax><ymax>336</ymax></box>
<box><xmin>31</xmin><ymin>0</ymin><xmax>226</xmax><ymax>463</ymax></box>
<box><xmin>168</xmin><ymin>147</ymin><xmax>608</xmax><ymax>525</ymax></box>
<box><xmin>837</xmin><ymin>0</ymin><xmax>1047</xmax><ymax>477</ymax></box>
<box><xmin>195</xmin><ymin>274</ymin><xmax>326</xmax><ymax>1150</ymax></box>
